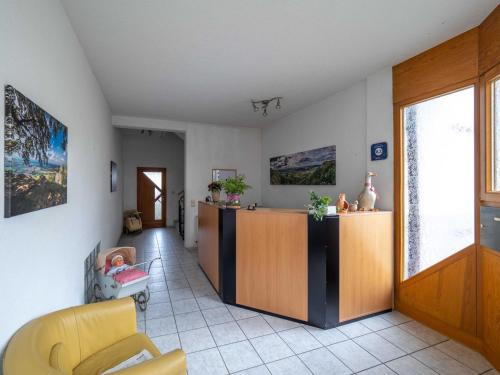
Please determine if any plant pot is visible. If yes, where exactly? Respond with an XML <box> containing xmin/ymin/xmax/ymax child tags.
<box><xmin>211</xmin><ymin>191</ymin><xmax>220</xmax><ymax>202</ymax></box>
<box><xmin>226</xmin><ymin>193</ymin><xmax>240</xmax><ymax>206</ymax></box>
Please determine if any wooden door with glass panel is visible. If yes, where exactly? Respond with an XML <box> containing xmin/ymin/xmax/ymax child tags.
<box><xmin>137</xmin><ymin>167</ymin><xmax>166</xmax><ymax>228</ymax></box>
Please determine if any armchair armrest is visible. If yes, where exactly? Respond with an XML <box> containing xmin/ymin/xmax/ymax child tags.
<box><xmin>111</xmin><ymin>349</ymin><xmax>186</xmax><ymax>375</ymax></box>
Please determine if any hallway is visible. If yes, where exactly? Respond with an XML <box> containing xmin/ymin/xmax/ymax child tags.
<box><xmin>117</xmin><ymin>229</ymin><xmax>496</xmax><ymax>375</ymax></box>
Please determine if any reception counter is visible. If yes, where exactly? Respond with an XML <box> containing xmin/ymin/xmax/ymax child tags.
<box><xmin>198</xmin><ymin>201</ymin><xmax>393</xmax><ymax>328</ymax></box>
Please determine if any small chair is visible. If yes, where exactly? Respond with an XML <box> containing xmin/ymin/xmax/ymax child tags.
<box><xmin>3</xmin><ymin>297</ymin><xmax>186</xmax><ymax>375</ymax></box>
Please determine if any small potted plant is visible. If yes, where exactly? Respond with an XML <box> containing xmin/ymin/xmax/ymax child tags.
<box><xmin>221</xmin><ymin>175</ymin><xmax>251</xmax><ymax>208</ymax></box>
<box><xmin>306</xmin><ymin>191</ymin><xmax>332</xmax><ymax>221</ymax></box>
<box><xmin>208</xmin><ymin>181</ymin><xmax>223</xmax><ymax>202</ymax></box>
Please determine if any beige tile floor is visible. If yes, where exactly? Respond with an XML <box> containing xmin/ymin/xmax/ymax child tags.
<box><xmin>119</xmin><ymin>228</ymin><xmax>498</xmax><ymax>375</ymax></box>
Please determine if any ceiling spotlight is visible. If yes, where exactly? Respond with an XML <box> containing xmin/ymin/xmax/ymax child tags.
<box><xmin>251</xmin><ymin>97</ymin><xmax>283</xmax><ymax>117</ymax></box>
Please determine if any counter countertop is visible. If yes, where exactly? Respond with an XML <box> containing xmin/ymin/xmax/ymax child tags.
<box><xmin>199</xmin><ymin>201</ymin><xmax>391</xmax><ymax>215</ymax></box>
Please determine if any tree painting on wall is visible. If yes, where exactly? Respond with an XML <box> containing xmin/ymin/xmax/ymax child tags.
<box><xmin>270</xmin><ymin>145</ymin><xmax>336</xmax><ymax>185</ymax></box>
<box><xmin>4</xmin><ymin>85</ymin><xmax>68</xmax><ymax>218</ymax></box>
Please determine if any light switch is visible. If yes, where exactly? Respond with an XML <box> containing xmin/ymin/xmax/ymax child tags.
<box><xmin>191</xmin><ymin>199</ymin><xmax>196</xmax><ymax>207</ymax></box>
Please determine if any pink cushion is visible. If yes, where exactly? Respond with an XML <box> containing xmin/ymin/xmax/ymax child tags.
<box><xmin>113</xmin><ymin>268</ymin><xmax>147</xmax><ymax>284</ymax></box>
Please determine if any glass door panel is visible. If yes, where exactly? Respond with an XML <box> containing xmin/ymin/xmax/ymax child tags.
<box><xmin>491</xmin><ymin>77</ymin><xmax>500</xmax><ymax>191</ymax></box>
<box><xmin>137</xmin><ymin>168</ymin><xmax>166</xmax><ymax>228</ymax></box>
<box><xmin>403</xmin><ymin>87</ymin><xmax>475</xmax><ymax>279</ymax></box>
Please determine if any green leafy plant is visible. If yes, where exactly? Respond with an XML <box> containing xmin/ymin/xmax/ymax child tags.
<box><xmin>208</xmin><ymin>181</ymin><xmax>223</xmax><ymax>192</ymax></box>
<box><xmin>222</xmin><ymin>175</ymin><xmax>251</xmax><ymax>195</ymax></box>
<box><xmin>306</xmin><ymin>191</ymin><xmax>332</xmax><ymax>221</ymax></box>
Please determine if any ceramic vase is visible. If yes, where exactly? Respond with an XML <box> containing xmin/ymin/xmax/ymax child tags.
<box><xmin>358</xmin><ymin>172</ymin><xmax>377</xmax><ymax>210</ymax></box>
<box><xmin>211</xmin><ymin>191</ymin><xmax>220</xmax><ymax>202</ymax></box>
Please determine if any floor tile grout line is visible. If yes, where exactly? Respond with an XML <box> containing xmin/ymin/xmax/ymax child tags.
<box><xmin>233</xmin><ymin>315</ymin><xmax>269</xmax><ymax>370</ymax></box>
<box><xmin>432</xmin><ymin>342</ymin><xmax>494</xmax><ymax>373</ymax></box>
<box><xmin>194</xmin><ymin>295</ymin><xmax>231</xmax><ymax>375</ymax></box>
<box><xmin>371</xmin><ymin>327</ymin><xmax>433</xmax><ymax>357</ymax></box>
<box><xmin>352</xmin><ymin>329</ymin><xmax>409</xmax><ymax>363</ymax></box>
<box><xmin>406</xmin><ymin>339</ymin><xmax>467</xmax><ymax>375</ymax></box>
<box><xmin>324</xmin><ymin>340</ymin><xmax>379</xmax><ymax>374</ymax></box>
<box><xmin>131</xmin><ymin>230</ymin><xmax>493</xmax><ymax>375</ymax></box>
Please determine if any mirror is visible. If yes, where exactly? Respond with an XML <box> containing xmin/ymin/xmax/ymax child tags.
<box><xmin>212</xmin><ymin>169</ymin><xmax>237</xmax><ymax>182</ymax></box>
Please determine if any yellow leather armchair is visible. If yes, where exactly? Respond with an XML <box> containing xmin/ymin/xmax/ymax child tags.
<box><xmin>3</xmin><ymin>297</ymin><xmax>186</xmax><ymax>375</ymax></box>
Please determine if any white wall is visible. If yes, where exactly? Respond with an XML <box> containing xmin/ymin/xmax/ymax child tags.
<box><xmin>261</xmin><ymin>67</ymin><xmax>393</xmax><ymax>210</ymax></box>
<box><xmin>113</xmin><ymin>116</ymin><xmax>262</xmax><ymax>248</ymax></box>
<box><xmin>262</xmin><ymin>82</ymin><xmax>367</xmax><ymax>208</ymax></box>
<box><xmin>122</xmin><ymin>131</ymin><xmax>185</xmax><ymax>226</ymax></box>
<box><xmin>0</xmin><ymin>0</ymin><xmax>122</xmax><ymax>354</ymax></box>
<box><xmin>366</xmin><ymin>67</ymin><xmax>393</xmax><ymax>211</ymax></box>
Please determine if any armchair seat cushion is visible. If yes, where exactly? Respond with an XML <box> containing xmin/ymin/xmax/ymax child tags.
<box><xmin>73</xmin><ymin>333</ymin><xmax>160</xmax><ymax>375</ymax></box>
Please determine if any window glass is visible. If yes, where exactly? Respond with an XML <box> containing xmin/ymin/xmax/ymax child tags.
<box><xmin>403</xmin><ymin>87</ymin><xmax>475</xmax><ymax>279</ymax></box>
<box><xmin>492</xmin><ymin>77</ymin><xmax>500</xmax><ymax>191</ymax></box>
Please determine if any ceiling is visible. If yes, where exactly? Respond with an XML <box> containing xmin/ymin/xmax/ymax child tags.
<box><xmin>62</xmin><ymin>0</ymin><xmax>498</xmax><ymax>127</ymax></box>
<box><xmin>121</xmin><ymin>128</ymin><xmax>185</xmax><ymax>141</ymax></box>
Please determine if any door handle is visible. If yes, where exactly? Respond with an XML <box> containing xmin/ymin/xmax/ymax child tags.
<box><xmin>494</xmin><ymin>217</ymin><xmax>500</xmax><ymax>222</ymax></box>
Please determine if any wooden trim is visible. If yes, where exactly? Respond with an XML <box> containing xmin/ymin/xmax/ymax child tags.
<box><xmin>395</xmin><ymin>298</ymin><xmax>483</xmax><ymax>351</ymax></box>
<box><xmin>479</xmin><ymin>5</ymin><xmax>500</xmax><ymax>75</ymax></box>
<box><xmin>484</xmin><ymin>345</ymin><xmax>500</xmax><ymax>372</ymax></box>
<box><xmin>393</xmin><ymin>105</ymin><xmax>404</xmax><ymax>297</ymax></box>
<box><xmin>475</xmin><ymin>76</ymin><xmax>482</xmax><ymax>341</ymax></box>
<box><xmin>393</xmin><ymin>28</ymin><xmax>479</xmax><ymax>104</ymax></box>
<box><xmin>394</xmin><ymin>78</ymin><xmax>478</xmax><ymax>108</ymax></box>
<box><xmin>480</xmin><ymin>246</ymin><xmax>500</xmax><ymax>369</ymax></box>
<box><xmin>393</xmin><ymin>81</ymin><xmax>478</xmax><ymax>291</ymax></box>
<box><xmin>137</xmin><ymin>167</ymin><xmax>167</xmax><ymax>228</ymax></box>
<box><xmin>399</xmin><ymin>245</ymin><xmax>475</xmax><ymax>288</ymax></box>
<box><xmin>480</xmin><ymin>64</ymin><xmax>500</xmax><ymax>204</ymax></box>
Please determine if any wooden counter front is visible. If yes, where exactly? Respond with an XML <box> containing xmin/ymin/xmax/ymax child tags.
<box><xmin>198</xmin><ymin>202</ymin><xmax>220</xmax><ymax>292</ymax></box>
<box><xmin>198</xmin><ymin>203</ymin><xmax>393</xmax><ymax>328</ymax></box>
<box><xmin>338</xmin><ymin>212</ymin><xmax>393</xmax><ymax>322</ymax></box>
<box><xmin>236</xmin><ymin>209</ymin><xmax>308</xmax><ymax>321</ymax></box>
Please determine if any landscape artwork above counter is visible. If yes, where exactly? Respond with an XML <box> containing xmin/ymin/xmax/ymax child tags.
<box><xmin>4</xmin><ymin>85</ymin><xmax>68</xmax><ymax>218</ymax></box>
<box><xmin>270</xmin><ymin>145</ymin><xmax>336</xmax><ymax>185</ymax></box>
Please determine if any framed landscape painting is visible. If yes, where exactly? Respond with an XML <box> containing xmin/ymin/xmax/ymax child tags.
<box><xmin>4</xmin><ymin>85</ymin><xmax>68</xmax><ymax>218</ymax></box>
<box><xmin>270</xmin><ymin>145</ymin><xmax>336</xmax><ymax>185</ymax></box>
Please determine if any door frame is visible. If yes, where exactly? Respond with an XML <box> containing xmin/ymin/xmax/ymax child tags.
<box><xmin>393</xmin><ymin>79</ymin><xmax>479</xmax><ymax>289</ymax></box>
<box><xmin>137</xmin><ymin>167</ymin><xmax>167</xmax><ymax>228</ymax></box>
<box><xmin>393</xmin><ymin>79</ymin><xmax>481</xmax><ymax>348</ymax></box>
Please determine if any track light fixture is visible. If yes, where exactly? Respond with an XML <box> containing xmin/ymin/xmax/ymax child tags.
<box><xmin>251</xmin><ymin>97</ymin><xmax>283</xmax><ymax>117</ymax></box>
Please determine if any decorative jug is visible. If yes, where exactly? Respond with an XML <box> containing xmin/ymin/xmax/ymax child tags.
<box><xmin>358</xmin><ymin>172</ymin><xmax>377</xmax><ymax>210</ymax></box>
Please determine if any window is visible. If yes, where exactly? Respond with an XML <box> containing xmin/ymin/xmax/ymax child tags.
<box><xmin>403</xmin><ymin>87</ymin><xmax>475</xmax><ymax>279</ymax></box>
<box><xmin>490</xmin><ymin>75</ymin><xmax>500</xmax><ymax>191</ymax></box>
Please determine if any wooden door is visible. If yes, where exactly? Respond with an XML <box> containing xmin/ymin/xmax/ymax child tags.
<box><xmin>137</xmin><ymin>167</ymin><xmax>166</xmax><ymax>228</ymax></box>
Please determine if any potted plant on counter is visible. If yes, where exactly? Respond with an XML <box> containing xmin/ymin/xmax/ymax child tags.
<box><xmin>208</xmin><ymin>181</ymin><xmax>223</xmax><ymax>202</ymax></box>
<box><xmin>222</xmin><ymin>175</ymin><xmax>251</xmax><ymax>208</ymax></box>
<box><xmin>306</xmin><ymin>191</ymin><xmax>332</xmax><ymax>221</ymax></box>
